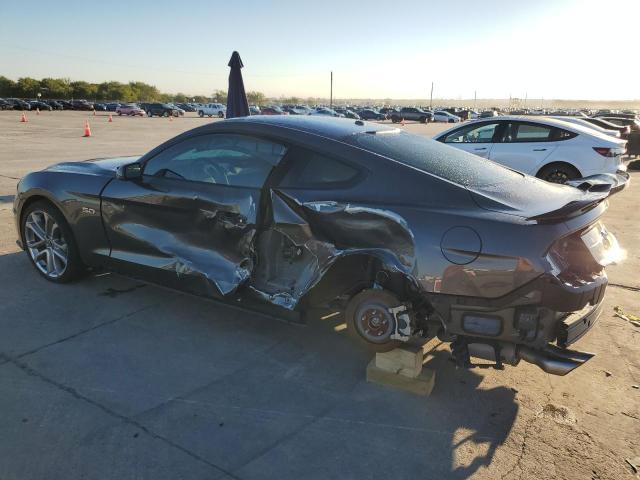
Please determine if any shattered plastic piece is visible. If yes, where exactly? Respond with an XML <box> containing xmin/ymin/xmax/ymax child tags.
<box><xmin>614</xmin><ymin>306</ymin><xmax>640</xmax><ymax>328</ymax></box>
<box><xmin>625</xmin><ymin>457</ymin><xmax>640</xmax><ymax>474</ymax></box>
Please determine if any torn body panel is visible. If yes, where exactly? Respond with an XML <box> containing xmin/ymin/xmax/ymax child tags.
<box><xmin>249</xmin><ymin>189</ymin><xmax>418</xmax><ymax>309</ymax></box>
<box><xmin>101</xmin><ymin>175</ymin><xmax>259</xmax><ymax>297</ymax></box>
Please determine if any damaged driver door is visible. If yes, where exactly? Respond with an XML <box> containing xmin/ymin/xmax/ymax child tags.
<box><xmin>100</xmin><ymin>133</ymin><xmax>287</xmax><ymax>298</ymax></box>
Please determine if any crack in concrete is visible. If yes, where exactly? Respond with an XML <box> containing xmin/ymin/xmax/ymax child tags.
<box><xmin>0</xmin><ymin>173</ymin><xmax>20</xmax><ymax>180</ymax></box>
<box><xmin>129</xmin><ymin>337</ymin><xmax>291</xmax><ymax>423</ymax></box>
<box><xmin>13</xmin><ymin>303</ymin><xmax>157</xmax><ymax>360</ymax></box>
<box><xmin>499</xmin><ymin>413</ymin><xmax>536</xmax><ymax>480</ymax></box>
<box><xmin>1</xmin><ymin>352</ymin><xmax>241</xmax><ymax>480</ymax></box>
<box><xmin>609</xmin><ymin>282</ymin><xmax>640</xmax><ymax>292</ymax></box>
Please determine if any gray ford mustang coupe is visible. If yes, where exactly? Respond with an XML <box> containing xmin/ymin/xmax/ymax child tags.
<box><xmin>13</xmin><ymin>116</ymin><xmax>623</xmax><ymax>375</ymax></box>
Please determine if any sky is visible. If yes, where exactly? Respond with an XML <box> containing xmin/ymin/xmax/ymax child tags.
<box><xmin>1</xmin><ymin>0</ymin><xmax>638</xmax><ymax>100</ymax></box>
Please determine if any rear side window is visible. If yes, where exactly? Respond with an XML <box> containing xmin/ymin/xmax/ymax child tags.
<box><xmin>279</xmin><ymin>148</ymin><xmax>360</xmax><ymax>188</ymax></box>
<box><xmin>552</xmin><ymin>128</ymin><xmax>578</xmax><ymax>141</ymax></box>
<box><xmin>502</xmin><ymin>122</ymin><xmax>553</xmax><ymax>142</ymax></box>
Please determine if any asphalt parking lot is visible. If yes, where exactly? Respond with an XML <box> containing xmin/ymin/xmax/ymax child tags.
<box><xmin>0</xmin><ymin>111</ymin><xmax>638</xmax><ymax>480</ymax></box>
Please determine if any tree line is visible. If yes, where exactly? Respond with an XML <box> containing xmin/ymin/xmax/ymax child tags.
<box><xmin>0</xmin><ymin>75</ymin><xmax>323</xmax><ymax>105</ymax></box>
<box><xmin>0</xmin><ymin>76</ymin><xmax>280</xmax><ymax>105</ymax></box>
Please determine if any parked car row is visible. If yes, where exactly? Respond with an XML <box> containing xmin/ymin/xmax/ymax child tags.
<box><xmin>0</xmin><ymin>98</ymin><xmax>99</xmax><ymax>111</ymax></box>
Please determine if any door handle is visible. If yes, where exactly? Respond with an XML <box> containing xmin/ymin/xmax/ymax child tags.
<box><xmin>533</xmin><ymin>148</ymin><xmax>547</xmax><ymax>151</ymax></box>
<box><xmin>473</xmin><ymin>147</ymin><xmax>487</xmax><ymax>151</ymax></box>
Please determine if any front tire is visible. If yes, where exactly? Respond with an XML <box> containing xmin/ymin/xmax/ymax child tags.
<box><xmin>345</xmin><ymin>289</ymin><xmax>403</xmax><ymax>353</ymax></box>
<box><xmin>22</xmin><ymin>201</ymin><xmax>85</xmax><ymax>283</ymax></box>
<box><xmin>198</xmin><ymin>111</ymin><xmax>204</xmax><ymax>117</ymax></box>
<box><xmin>218</xmin><ymin>111</ymin><xmax>224</xmax><ymax>118</ymax></box>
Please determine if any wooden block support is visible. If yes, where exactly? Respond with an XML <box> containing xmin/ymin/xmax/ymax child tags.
<box><xmin>366</xmin><ymin>343</ymin><xmax>436</xmax><ymax>396</ymax></box>
<box><xmin>373</xmin><ymin>344</ymin><xmax>425</xmax><ymax>378</ymax></box>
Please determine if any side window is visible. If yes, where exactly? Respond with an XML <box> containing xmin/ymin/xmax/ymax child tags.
<box><xmin>443</xmin><ymin>122</ymin><xmax>499</xmax><ymax>143</ymax></box>
<box><xmin>551</xmin><ymin>128</ymin><xmax>578</xmax><ymax>141</ymax></box>
<box><xmin>279</xmin><ymin>148</ymin><xmax>360</xmax><ymax>188</ymax></box>
<box><xmin>144</xmin><ymin>134</ymin><xmax>287</xmax><ymax>188</ymax></box>
<box><xmin>503</xmin><ymin>122</ymin><xmax>553</xmax><ymax>142</ymax></box>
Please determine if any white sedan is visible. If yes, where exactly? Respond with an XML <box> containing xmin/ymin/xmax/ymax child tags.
<box><xmin>435</xmin><ymin>116</ymin><xmax>627</xmax><ymax>183</ymax></box>
<box><xmin>433</xmin><ymin>110</ymin><xmax>461</xmax><ymax>123</ymax></box>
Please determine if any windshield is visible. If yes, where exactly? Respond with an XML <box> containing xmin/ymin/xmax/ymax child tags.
<box><xmin>347</xmin><ymin>130</ymin><xmax>525</xmax><ymax>188</ymax></box>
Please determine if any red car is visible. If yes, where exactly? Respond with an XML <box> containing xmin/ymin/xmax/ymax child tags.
<box><xmin>116</xmin><ymin>104</ymin><xmax>145</xmax><ymax>116</ymax></box>
<box><xmin>260</xmin><ymin>106</ymin><xmax>288</xmax><ymax>115</ymax></box>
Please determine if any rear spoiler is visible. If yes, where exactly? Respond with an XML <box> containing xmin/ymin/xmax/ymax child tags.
<box><xmin>565</xmin><ymin>170</ymin><xmax>630</xmax><ymax>196</ymax></box>
<box><xmin>528</xmin><ymin>171</ymin><xmax>629</xmax><ymax>223</ymax></box>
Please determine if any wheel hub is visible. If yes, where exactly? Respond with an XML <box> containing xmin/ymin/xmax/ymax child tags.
<box><xmin>547</xmin><ymin>170</ymin><xmax>569</xmax><ymax>184</ymax></box>
<box><xmin>355</xmin><ymin>303</ymin><xmax>395</xmax><ymax>342</ymax></box>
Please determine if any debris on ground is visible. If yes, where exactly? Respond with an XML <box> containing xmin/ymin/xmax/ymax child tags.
<box><xmin>633</xmin><ymin>385</ymin><xmax>640</xmax><ymax>390</ymax></box>
<box><xmin>604</xmin><ymin>370</ymin><xmax>612</xmax><ymax>377</ymax></box>
<box><xmin>613</xmin><ymin>306</ymin><xmax>640</xmax><ymax>328</ymax></box>
<box><xmin>625</xmin><ymin>457</ymin><xmax>640</xmax><ymax>474</ymax></box>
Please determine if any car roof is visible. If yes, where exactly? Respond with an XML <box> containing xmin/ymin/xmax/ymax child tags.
<box><xmin>220</xmin><ymin>115</ymin><xmax>394</xmax><ymax>141</ymax></box>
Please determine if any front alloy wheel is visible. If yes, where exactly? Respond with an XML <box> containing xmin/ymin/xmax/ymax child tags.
<box><xmin>24</xmin><ymin>210</ymin><xmax>68</xmax><ymax>279</ymax></box>
<box><xmin>22</xmin><ymin>202</ymin><xmax>85</xmax><ymax>282</ymax></box>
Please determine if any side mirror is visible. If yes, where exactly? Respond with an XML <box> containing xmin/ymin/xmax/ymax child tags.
<box><xmin>116</xmin><ymin>162</ymin><xmax>143</xmax><ymax>180</ymax></box>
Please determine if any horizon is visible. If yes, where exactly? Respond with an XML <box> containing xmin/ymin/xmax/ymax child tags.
<box><xmin>1</xmin><ymin>0</ymin><xmax>639</xmax><ymax>101</ymax></box>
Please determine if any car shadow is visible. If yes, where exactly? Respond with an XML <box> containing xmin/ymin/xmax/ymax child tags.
<box><xmin>0</xmin><ymin>195</ymin><xmax>15</xmax><ymax>204</ymax></box>
<box><xmin>0</xmin><ymin>250</ymin><xmax>517</xmax><ymax>478</ymax></box>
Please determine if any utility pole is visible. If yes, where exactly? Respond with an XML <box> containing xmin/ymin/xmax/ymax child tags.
<box><xmin>429</xmin><ymin>82</ymin><xmax>434</xmax><ymax>109</ymax></box>
<box><xmin>330</xmin><ymin>71</ymin><xmax>333</xmax><ymax>108</ymax></box>
<box><xmin>473</xmin><ymin>90</ymin><xmax>477</xmax><ymax>110</ymax></box>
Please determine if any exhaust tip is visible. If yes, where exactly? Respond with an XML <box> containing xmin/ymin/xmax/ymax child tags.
<box><xmin>517</xmin><ymin>346</ymin><xmax>594</xmax><ymax>376</ymax></box>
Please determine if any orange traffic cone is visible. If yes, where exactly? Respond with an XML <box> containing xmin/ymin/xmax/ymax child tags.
<box><xmin>36</xmin><ymin>108</ymin><xmax>40</xmax><ymax>115</ymax></box>
<box><xmin>20</xmin><ymin>112</ymin><xmax>28</xmax><ymax>123</ymax></box>
<box><xmin>401</xmin><ymin>118</ymin><xmax>405</xmax><ymax>126</ymax></box>
<box><xmin>108</xmin><ymin>114</ymin><xmax>113</xmax><ymax>123</ymax></box>
<box><xmin>169</xmin><ymin>114</ymin><xmax>173</xmax><ymax>122</ymax></box>
<box><xmin>83</xmin><ymin>120</ymin><xmax>92</xmax><ymax>137</ymax></box>
<box><xmin>93</xmin><ymin>109</ymin><xmax>96</xmax><ymax>116</ymax></box>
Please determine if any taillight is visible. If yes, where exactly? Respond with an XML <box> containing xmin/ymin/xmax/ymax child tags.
<box><xmin>593</xmin><ymin>147</ymin><xmax>614</xmax><ymax>157</ymax></box>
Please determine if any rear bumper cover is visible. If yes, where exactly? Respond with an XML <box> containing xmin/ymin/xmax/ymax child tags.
<box><xmin>556</xmin><ymin>300</ymin><xmax>603</xmax><ymax>348</ymax></box>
